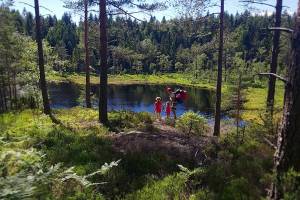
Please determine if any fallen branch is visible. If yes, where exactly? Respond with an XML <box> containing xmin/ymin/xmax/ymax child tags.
<box><xmin>257</xmin><ymin>73</ymin><xmax>287</xmax><ymax>83</ymax></box>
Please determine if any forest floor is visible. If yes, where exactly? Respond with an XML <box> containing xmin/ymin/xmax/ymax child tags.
<box><xmin>0</xmin><ymin>107</ymin><xmax>274</xmax><ymax>199</ymax></box>
<box><xmin>111</xmin><ymin>120</ymin><xmax>216</xmax><ymax>165</ymax></box>
<box><xmin>0</xmin><ymin>108</ymin><xmax>218</xmax><ymax>198</ymax></box>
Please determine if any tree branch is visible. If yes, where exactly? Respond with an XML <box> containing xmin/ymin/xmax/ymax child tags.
<box><xmin>257</xmin><ymin>73</ymin><xmax>287</xmax><ymax>83</ymax></box>
<box><xmin>239</xmin><ymin>0</ymin><xmax>289</xmax><ymax>8</ymax></box>
<box><xmin>263</xmin><ymin>137</ymin><xmax>276</xmax><ymax>150</ymax></box>
<box><xmin>18</xmin><ymin>1</ymin><xmax>54</xmax><ymax>13</ymax></box>
<box><xmin>110</xmin><ymin>10</ymin><xmax>150</xmax><ymax>17</ymax></box>
<box><xmin>239</xmin><ymin>0</ymin><xmax>276</xmax><ymax>8</ymax></box>
<box><xmin>180</xmin><ymin>12</ymin><xmax>220</xmax><ymax>23</ymax></box>
<box><xmin>109</xmin><ymin>3</ymin><xmax>144</xmax><ymax>22</ymax></box>
<box><xmin>265</xmin><ymin>27</ymin><xmax>294</xmax><ymax>33</ymax></box>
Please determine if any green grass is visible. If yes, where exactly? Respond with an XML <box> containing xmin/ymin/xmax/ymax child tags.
<box><xmin>242</xmin><ymin>83</ymin><xmax>284</xmax><ymax>122</ymax></box>
<box><xmin>124</xmin><ymin>172</ymin><xmax>189</xmax><ymax>200</ymax></box>
<box><xmin>49</xmin><ymin>72</ymin><xmax>216</xmax><ymax>89</ymax></box>
<box><xmin>0</xmin><ymin>104</ymin><xmax>281</xmax><ymax>199</ymax></box>
<box><xmin>0</xmin><ymin>108</ymin><xmax>189</xmax><ymax>199</ymax></box>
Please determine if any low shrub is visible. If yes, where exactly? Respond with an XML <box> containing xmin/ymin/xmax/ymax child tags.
<box><xmin>282</xmin><ymin>169</ymin><xmax>300</xmax><ymax>200</ymax></box>
<box><xmin>124</xmin><ymin>172</ymin><xmax>189</xmax><ymax>200</ymax></box>
<box><xmin>108</xmin><ymin>110</ymin><xmax>153</xmax><ymax>132</ymax></box>
<box><xmin>176</xmin><ymin>111</ymin><xmax>209</xmax><ymax>136</ymax></box>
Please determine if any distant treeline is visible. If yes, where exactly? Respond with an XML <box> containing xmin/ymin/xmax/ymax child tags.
<box><xmin>7</xmin><ymin>8</ymin><xmax>295</xmax><ymax>74</ymax></box>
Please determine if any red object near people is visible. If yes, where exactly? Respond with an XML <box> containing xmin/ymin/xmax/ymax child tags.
<box><xmin>155</xmin><ymin>100</ymin><xmax>162</xmax><ymax>113</ymax></box>
<box><xmin>166</xmin><ymin>101</ymin><xmax>171</xmax><ymax>116</ymax></box>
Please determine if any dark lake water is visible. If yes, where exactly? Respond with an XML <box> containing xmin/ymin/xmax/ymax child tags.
<box><xmin>48</xmin><ymin>82</ymin><xmax>216</xmax><ymax>118</ymax></box>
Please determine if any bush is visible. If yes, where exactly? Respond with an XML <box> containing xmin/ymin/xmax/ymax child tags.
<box><xmin>192</xmin><ymin>128</ymin><xmax>274</xmax><ymax>199</ymax></box>
<box><xmin>176</xmin><ymin>112</ymin><xmax>209</xmax><ymax>136</ymax></box>
<box><xmin>124</xmin><ymin>172</ymin><xmax>189</xmax><ymax>200</ymax></box>
<box><xmin>108</xmin><ymin>111</ymin><xmax>153</xmax><ymax>132</ymax></box>
<box><xmin>282</xmin><ymin>169</ymin><xmax>300</xmax><ymax>200</ymax></box>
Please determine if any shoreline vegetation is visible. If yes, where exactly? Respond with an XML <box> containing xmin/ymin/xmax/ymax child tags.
<box><xmin>49</xmin><ymin>72</ymin><xmax>284</xmax><ymax>122</ymax></box>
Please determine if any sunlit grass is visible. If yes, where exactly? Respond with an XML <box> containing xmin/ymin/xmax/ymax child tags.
<box><xmin>49</xmin><ymin>72</ymin><xmax>216</xmax><ymax>89</ymax></box>
<box><xmin>242</xmin><ymin>83</ymin><xmax>284</xmax><ymax>122</ymax></box>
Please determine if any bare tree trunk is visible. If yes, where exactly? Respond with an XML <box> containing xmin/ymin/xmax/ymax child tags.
<box><xmin>213</xmin><ymin>0</ymin><xmax>224</xmax><ymax>136</ymax></box>
<box><xmin>34</xmin><ymin>0</ymin><xmax>51</xmax><ymax>115</ymax></box>
<box><xmin>7</xmin><ymin>69</ymin><xmax>12</xmax><ymax>109</ymax></box>
<box><xmin>267</xmin><ymin>0</ymin><xmax>283</xmax><ymax>112</ymax></box>
<box><xmin>224</xmin><ymin>52</ymin><xmax>227</xmax><ymax>82</ymax></box>
<box><xmin>270</xmin><ymin>1</ymin><xmax>300</xmax><ymax>199</ymax></box>
<box><xmin>99</xmin><ymin>0</ymin><xmax>108</xmax><ymax>124</ymax></box>
<box><xmin>236</xmin><ymin>73</ymin><xmax>241</xmax><ymax>136</ymax></box>
<box><xmin>13</xmin><ymin>67</ymin><xmax>17</xmax><ymax>108</ymax></box>
<box><xmin>84</xmin><ymin>0</ymin><xmax>91</xmax><ymax>108</ymax></box>
<box><xmin>0</xmin><ymin>86</ymin><xmax>4</xmax><ymax>112</ymax></box>
<box><xmin>1</xmin><ymin>78</ymin><xmax>7</xmax><ymax>111</ymax></box>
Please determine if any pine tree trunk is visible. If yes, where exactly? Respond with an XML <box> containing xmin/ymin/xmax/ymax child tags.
<box><xmin>99</xmin><ymin>0</ymin><xmax>108</xmax><ymax>124</ymax></box>
<box><xmin>0</xmin><ymin>86</ymin><xmax>4</xmax><ymax>112</ymax></box>
<box><xmin>84</xmin><ymin>0</ymin><xmax>91</xmax><ymax>108</ymax></box>
<box><xmin>213</xmin><ymin>0</ymin><xmax>224</xmax><ymax>136</ymax></box>
<box><xmin>270</xmin><ymin>1</ymin><xmax>300</xmax><ymax>198</ymax></box>
<box><xmin>34</xmin><ymin>0</ymin><xmax>51</xmax><ymax>115</ymax></box>
<box><xmin>1</xmin><ymin>78</ymin><xmax>7</xmax><ymax>111</ymax></box>
<box><xmin>267</xmin><ymin>0</ymin><xmax>283</xmax><ymax>112</ymax></box>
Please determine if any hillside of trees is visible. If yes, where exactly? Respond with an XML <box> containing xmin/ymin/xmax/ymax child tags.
<box><xmin>1</xmin><ymin>0</ymin><xmax>300</xmax><ymax>199</ymax></box>
<box><xmin>3</xmin><ymin>7</ymin><xmax>295</xmax><ymax>74</ymax></box>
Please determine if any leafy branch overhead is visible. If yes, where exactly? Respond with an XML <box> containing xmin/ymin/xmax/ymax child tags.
<box><xmin>169</xmin><ymin>0</ymin><xmax>212</xmax><ymax>18</ymax></box>
<box><xmin>64</xmin><ymin>0</ymin><xmax>167</xmax><ymax>20</ymax></box>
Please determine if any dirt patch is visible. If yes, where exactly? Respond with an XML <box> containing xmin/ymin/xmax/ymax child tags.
<box><xmin>111</xmin><ymin>121</ymin><xmax>217</xmax><ymax>165</ymax></box>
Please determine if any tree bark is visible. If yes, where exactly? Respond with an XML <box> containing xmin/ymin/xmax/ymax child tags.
<box><xmin>213</xmin><ymin>0</ymin><xmax>224</xmax><ymax>136</ymax></box>
<box><xmin>0</xmin><ymin>86</ymin><xmax>4</xmax><ymax>112</ymax></box>
<box><xmin>34</xmin><ymin>0</ymin><xmax>51</xmax><ymax>115</ymax></box>
<box><xmin>266</xmin><ymin>0</ymin><xmax>283</xmax><ymax>112</ymax></box>
<box><xmin>99</xmin><ymin>0</ymin><xmax>108</xmax><ymax>124</ymax></box>
<box><xmin>270</xmin><ymin>1</ymin><xmax>300</xmax><ymax>199</ymax></box>
<box><xmin>84</xmin><ymin>0</ymin><xmax>91</xmax><ymax>108</ymax></box>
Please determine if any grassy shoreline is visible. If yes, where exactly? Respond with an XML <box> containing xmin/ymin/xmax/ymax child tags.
<box><xmin>48</xmin><ymin>72</ymin><xmax>284</xmax><ymax>122</ymax></box>
<box><xmin>49</xmin><ymin>72</ymin><xmax>217</xmax><ymax>89</ymax></box>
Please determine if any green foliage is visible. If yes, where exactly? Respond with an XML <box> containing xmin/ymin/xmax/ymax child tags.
<box><xmin>0</xmin><ymin>109</ymin><xmax>188</xmax><ymax>199</ymax></box>
<box><xmin>282</xmin><ymin>169</ymin><xmax>300</xmax><ymax>200</ymax></box>
<box><xmin>124</xmin><ymin>165</ymin><xmax>204</xmax><ymax>200</ymax></box>
<box><xmin>189</xmin><ymin>190</ymin><xmax>215</xmax><ymax>200</ymax></box>
<box><xmin>176</xmin><ymin>111</ymin><xmax>209</xmax><ymax>135</ymax></box>
<box><xmin>221</xmin><ymin>177</ymin><xmax>255</xmax><ymax>200</ymax></box>
<box><xmin>125</xmin><ymin>172</ymin><xmax>188</xmax><ymax>200</ymax></box>
<box><xmin>192</xmin><ymin>128</ymin><xmax>274</xmax><ymax>199</ymax></box>
<box><xmin>108</xmin><ymin>110</ymin><xmax>153</xmax><ymax>132</ymax></box>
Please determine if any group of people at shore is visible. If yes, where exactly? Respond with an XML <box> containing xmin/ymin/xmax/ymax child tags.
<box><xmin>154</xmin><ymin>87</ymin><xmax>187</xmax><ymax>121</ymax></box>
<box><xmin>154</xmin><ymin>96</ymin><xmax>175</xmax><ymax>121</ymax></box>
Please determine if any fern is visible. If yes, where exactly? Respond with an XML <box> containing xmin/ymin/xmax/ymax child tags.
<box><xmin>60</xmin><ymin>160</ymin><xmax>121</xmax><ymax>187</ymax></box>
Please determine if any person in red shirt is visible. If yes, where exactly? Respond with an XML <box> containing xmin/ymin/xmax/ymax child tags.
<box><xmin>165</xmin><ymin>99</ymin><xmax>171</xmax><ymax>119</ymax></box>
<box><xmin>154</xmin><ymin>97</ymin><xmax>162</xmax><ymax>121</ymax></box>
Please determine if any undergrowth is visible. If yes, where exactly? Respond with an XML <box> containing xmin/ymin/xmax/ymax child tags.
<box><xmin>1</xmin><ymin>108</ymin><xmax>297</xmax><ymax>199</ymax></box>
<box><xmin>0</xmin><ymin>108</ymin><xmax>183</xmax><ymax>199</ymax></box>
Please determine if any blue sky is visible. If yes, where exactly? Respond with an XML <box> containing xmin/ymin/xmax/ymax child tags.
<box><xmin>12</xmin><ymin>0</ymin><xmax>298</xmax><ymax>23</ymax></box>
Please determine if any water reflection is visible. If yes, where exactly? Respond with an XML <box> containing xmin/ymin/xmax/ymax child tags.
<box><xmin>49</xmin><ymin>83</ymin><xmax>215</xmax><ymax>117</ymax></box>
